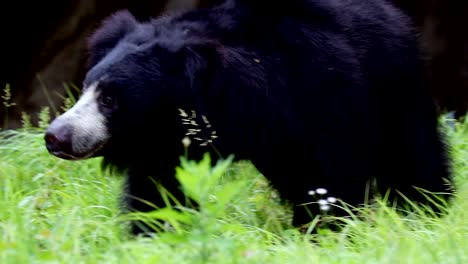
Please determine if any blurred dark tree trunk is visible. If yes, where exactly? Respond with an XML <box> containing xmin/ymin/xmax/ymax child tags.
<box><xmin>393</xmin><ymin>0</ymin><xmax>468</xmax><ymax>117</ymax></box>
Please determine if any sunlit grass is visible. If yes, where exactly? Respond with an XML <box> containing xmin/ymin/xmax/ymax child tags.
<box><xmin>0</xmin><ymin>114</ymin><xmax>466</xmax><ymax>263</ymax></box>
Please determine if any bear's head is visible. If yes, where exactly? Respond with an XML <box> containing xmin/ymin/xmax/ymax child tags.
<box><xmin>44</xmin><ymin>10</ymin><xmax>221</xmax><ymax>160</ymax></box>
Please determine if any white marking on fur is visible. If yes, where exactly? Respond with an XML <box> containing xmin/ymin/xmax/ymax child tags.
<box><xmin>56</xmin><ymin>82</ymin><xmax>109</xmax><ymax>157</ymax></box>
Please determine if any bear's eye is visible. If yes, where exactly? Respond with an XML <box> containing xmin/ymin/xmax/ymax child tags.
<box><xmin>100</xmin><ymin>94</ymin><xmax>114</xmax><ymax>108</ymax></box>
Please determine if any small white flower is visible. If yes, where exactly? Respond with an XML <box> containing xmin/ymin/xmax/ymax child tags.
<box><xmin>318</xmin><ymin>199</ymin><xmax>328</xmax><ymax>205</ymax></box>
<box><xmin>319</xmin><ymin>204</ymin><xmax>331</xmax><ymax>211</ymax></box>
<box><xmin>308</xmin><ymin>190</ymin><xmax>315</xmax><ymax>196</ymax></box>
<box><xmin>182</xmin><ymin>136</ymin><xmax>191</xmax><ymax>148</ymax></box>
<box><xmin>327</xmin><ymin>197</ymin><xmax>337</xmax><ymax>203</ymax></box>
<box><xmin>316</xmin><ymin>188</ymin><xmax>328</xmax><ymax>195</ymax></box>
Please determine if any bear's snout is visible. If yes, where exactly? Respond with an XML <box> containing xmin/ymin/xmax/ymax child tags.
<box><xmin>45</xmin><ymin>122</ymin><xmax>75</xmax><ymax>160</ymax></box>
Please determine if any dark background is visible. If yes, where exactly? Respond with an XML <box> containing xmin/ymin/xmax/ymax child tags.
<box><xmin>0</xmin><ymin>0</ymin><xmax>466</xmax><ymax>128</ymax></box>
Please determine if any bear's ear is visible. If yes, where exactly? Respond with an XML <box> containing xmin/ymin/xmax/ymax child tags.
<box><xmin>86</xmin><ymin>10</ymin><xmax>137</xmax><ymax>67</ymax></box>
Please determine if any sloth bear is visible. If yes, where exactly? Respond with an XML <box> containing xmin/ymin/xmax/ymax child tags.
<box><xmin>45</xmin><ymin>0</ymin><xmax>452</xmax><ymax>234</ymax></box>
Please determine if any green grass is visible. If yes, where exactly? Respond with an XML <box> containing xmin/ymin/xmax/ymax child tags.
<box><xmin>0</xmin><ymin>116</ymin><xmax>467</xmax><ymax>263</ymax></box>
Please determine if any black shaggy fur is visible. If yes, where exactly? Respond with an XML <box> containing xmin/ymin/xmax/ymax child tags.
<box><xmin>79</xmin><ymin>0</ymin><xmax>451</xmax><ymax>234</ymax></box>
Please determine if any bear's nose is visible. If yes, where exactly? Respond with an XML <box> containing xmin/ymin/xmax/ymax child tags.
<box><xmin>44</xmin><ymin>125</ymin><xmax>73</xmax><ymax>154</ymax></box>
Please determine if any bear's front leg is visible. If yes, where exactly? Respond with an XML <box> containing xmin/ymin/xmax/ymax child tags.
<box><xmin>123</xmin><ymin>166</ymin><xmax>185</xmax><ymax>235</ymax></box>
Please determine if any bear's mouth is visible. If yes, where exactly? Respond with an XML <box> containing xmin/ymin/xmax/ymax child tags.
<box><xmin>48</xmin><ymin>141</ymin><xmax>107</xmax><ymax>161</ymax></box>
<box><xmin>49</xmin><ymin>150</ymin><xmax>84</xmax><ymax>160</ymax></box>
